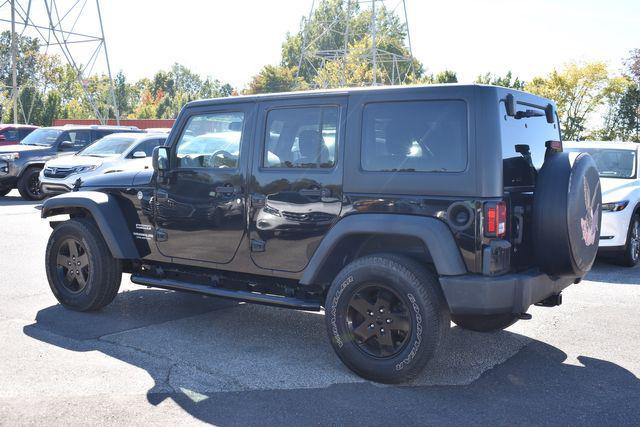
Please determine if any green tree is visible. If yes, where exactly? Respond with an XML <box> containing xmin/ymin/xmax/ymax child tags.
<box><xmin>245</xmin><ymin>65</ymin><xmax>308</xmax><ymax>94</ymax></box>
<box><xmin>526</xmin><ymin>62</ymin><xmax>620</xmax><ymax>141</ymax></box>
<box><xmin>475</xmin><ymin>71</ymin><xmax>524</xmax><ymax>90</ymax></box>
<box><xmin>267</xmin><ymin>0</ymin><xmax>422</xmax><ymax>90</ymax></box>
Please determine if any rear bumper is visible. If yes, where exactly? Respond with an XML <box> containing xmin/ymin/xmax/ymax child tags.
<box><xmin>439</xmin><ymin>270</ymin><xmax>576</xmax><ymax>315</ymax></box>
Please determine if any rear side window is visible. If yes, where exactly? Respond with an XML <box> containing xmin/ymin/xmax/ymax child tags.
<box><xmin>263</xmin><ymin>106</ymin><xmax>338</xmax><ymax>169</ymax></box>
<box><xmin>361</xmin><ymin>100</ymin><xmax>467</xmax><ymax>172</ymax></box>
<box><xmin>1</xmin><ymin>129</ymin><xmax>19</xmax><ymax>141</ymax></box>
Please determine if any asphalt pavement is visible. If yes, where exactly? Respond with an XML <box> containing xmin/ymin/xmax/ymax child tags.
<box><xmin>0</xmin><ymin>189</ymin><xmax>638</xmax><ymax>426</ymax></box>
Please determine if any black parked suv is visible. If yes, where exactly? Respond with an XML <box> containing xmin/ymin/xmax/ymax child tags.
<box><xmin>40</xmin><ymin>85</ymin><xmax>602</xmax><ymax>383</ymax></box>
<box><xmin>0</xmin><ymin>125</ymin><xmax>142</xmax><ymax>200</ymax></box>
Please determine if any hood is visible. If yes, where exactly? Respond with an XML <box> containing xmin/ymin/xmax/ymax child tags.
<box><xmin>600</xmin><ymin>177</ymin><xmax>639</xmax><ymax>203</ymax></box>
<box><xmin>79</xmin><ymin>168</ymin><xmax>154</xmax><ymax>188</ymax></box>
<box><xmin>0</xmin><ymin>144</ymin><xmax>49</xmax><ymax>153</ymax></box>
<box><xmin>46</xmin><ymin>155</ymin><xmax>106</xmax><ymax>168</ymax></box>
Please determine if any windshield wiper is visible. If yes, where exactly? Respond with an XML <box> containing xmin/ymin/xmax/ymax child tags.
<box><xmin>515</xmin><ymin>109</ymin><xmax>545</xmax><ymax>119</ymax></box>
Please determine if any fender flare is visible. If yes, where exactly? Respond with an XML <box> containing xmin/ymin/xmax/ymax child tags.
<box><xmin>299</xmin><ymin>213</ymin><xmax>467</xmax><ymax>285</ymax></box>
<box><xmin>41</xmin><ymin>191</ymin><xmax>139</xmax><ymax>259</ymax></box>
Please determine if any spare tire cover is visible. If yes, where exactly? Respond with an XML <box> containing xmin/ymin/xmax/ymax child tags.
<box><xmin>533</xmin><ymin>152</ymin><xmax>601</xmax><ymax>277</ymax></box>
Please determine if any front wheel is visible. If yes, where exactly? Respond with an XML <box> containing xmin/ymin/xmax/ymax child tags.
<box><xmin>325</xmin><ymin>254</ymin><xmax>450</xmax><ymax>383</ymax></box>
<box><xmin>620</xmin><ymin>214</ymin><xmax>640</xmax><ymax>267</ymax></box>
<box><xmin>45</xmin><ymin>218</ymin><xmax>122</xmax><ymax>311</ymax></box>
<box><xmin>17</xmin><ymin>166</ymin><xmax>45</xmax><ymax>200</ymax></box>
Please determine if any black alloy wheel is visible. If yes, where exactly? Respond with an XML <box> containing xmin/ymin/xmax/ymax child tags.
<box><xmin>55</xmin><ymin>238</ymin><xmax>90</xmax><ymax>293</ymax></box>
<box><xmin>347</xmin><ymin>284</ymin><xmax>412</xmax><ymax>358</ymax></box>
<box><xmin>17</xmin><ymin>167</ymin><xmax>45</xmax><ymax>200</ymax></box>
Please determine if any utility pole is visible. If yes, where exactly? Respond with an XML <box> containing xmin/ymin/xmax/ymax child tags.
<box><xmin>10</xmin><ymin>0</ymin><xmax>18</xmax><ymax>124</ymax></box>
<box><xmin>371</xmin><ymin>0</ymin><xmax>377</xmax><ymax>85</ymax></box>
<box><xmin>96</xmin><ymin>0</ymin><xmax>120</xmax><ymax>125</ymax></box>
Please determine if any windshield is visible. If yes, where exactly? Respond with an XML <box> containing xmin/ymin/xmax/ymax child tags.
<box><xmin>19</xmin><ymin>128</ymin><xmax>63</xmax><ymax>146</ymax></box>
<box><xmin>565</xmin><ymin>147</ymin><xmax>637</xmax><ymax>179</ymax></box>
<box><xmin>78</xmin><ymin>137</ymin><xmax>137</xmax><ymax>157</ymax></box>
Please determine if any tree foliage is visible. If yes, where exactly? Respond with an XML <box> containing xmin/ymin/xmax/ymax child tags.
<box><xmin>525</xmin><ymin>62</ymin><xmax>623</xmax><ymax>141</ymax></box>
<box><xmin>475</xmin><ymin>71</ymin><xmax>524</xmax><ymax>90</ymax></box>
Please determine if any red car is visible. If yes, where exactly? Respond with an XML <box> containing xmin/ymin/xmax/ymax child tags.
<box><xmin>0</xmin><ymin>124</ymin><xmax>39</xmax><ymax>146</ymax></box>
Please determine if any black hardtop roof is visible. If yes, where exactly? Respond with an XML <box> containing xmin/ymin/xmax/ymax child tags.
<box><xmin>185</xmin><ymin>84</ymin><xmax>553</xmax><ymax>108</ymax></box>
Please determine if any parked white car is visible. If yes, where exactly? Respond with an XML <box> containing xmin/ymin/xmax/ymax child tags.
<box><xmin>39</xmin><ymin>132</ymin><xmax>167</xmax><ymax>195</ymax></box>
<box><xmin>564</xmin><ymin>141</ymin><xmax>640</xmax><ymax>266</ymax></box>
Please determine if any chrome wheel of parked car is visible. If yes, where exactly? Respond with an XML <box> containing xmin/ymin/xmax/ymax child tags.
<box><xmin>621</xmin><ymin>215</ymin><xmax>640</xmax><ymax>267</ymax></box>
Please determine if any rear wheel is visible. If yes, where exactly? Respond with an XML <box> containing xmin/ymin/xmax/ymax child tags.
<box><xmin>17</xmin><ymin>166</ymin><xmax>45</xmax><ymax>200</ymax></box>
<box><xmin>451</xmin><ymin>313</ymin><xmax>518</xmax><ymax>332</ymax></box>
<box><xmin>324</xmin><ymin>254</ymin><xmax>449</xmax><ymax>383</ymax></box>
<box><xmin>620</xmin><ymin>214</ymin><xmax>640</xmax><ymax>267</ymax></box>
<box><xmin>45</xmin><ymin>218</ymin><xmax>122</xmax><ymax>311</ymax></box>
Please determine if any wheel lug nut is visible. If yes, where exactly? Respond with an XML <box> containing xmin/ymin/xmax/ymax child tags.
<box><xmin>369</xmin><ymin>323</ymin><xmax>375</xmax><ymax>329</ymax></box>
<box><xmin>77</xmin><ymin>262</ymin><xmax>81</xmax><ymax>266</ymax></box>
<box><xmin>380</xmin><ymin>328</ymin><xmax>385</xmax><ymax>334</ymax></box>
<box><xmin>76</xmin><ymin>270</ymin><xmax>79</xmax><ymax>274</ymax></box>
<box><xmin>379</xmin><ymin>308</ymin><xmax>384</xmax><ymax>313</ymax></box>
<box><xmin>386</xmin><ymin>318</ymin><xmax>392</xmax><ymax>323</ymax></box>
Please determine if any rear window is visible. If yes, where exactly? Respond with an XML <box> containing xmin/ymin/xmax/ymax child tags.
<box><xmin>361</xmin><ymin>100</ymin><xmax>467</xmax><ymax>172</ymax></box>
<box><xmin>500</xmin><ymin>102</ymin><xmax>560</xmax><ymax>170</ymax></box>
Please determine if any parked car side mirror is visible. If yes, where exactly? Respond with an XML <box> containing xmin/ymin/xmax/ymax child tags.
<box><xmin>152</xmin><ymin>146</ymin><xmax>169</xmax><ymax>176</ymax></box>
<box><xmin>59</xmin><ymin>140</ymin><xmax>75</xmax><ymax>150</ymax></box>
<box><xmin>132</xmin><ymin>151</ymin><xmax>147</xmax><ymax>159</ymax></box>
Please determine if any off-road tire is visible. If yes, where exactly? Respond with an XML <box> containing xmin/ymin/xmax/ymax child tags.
<box><xmin>45</xmin><ymin>218</ymin><xmax>122</xmax><ymax>311</ymax></box>
<box><xmin>0</xmin><ymin>186</ymin><xmax>10</xmax><ymax>197</ymax></box>
<box><xmin>17</xmin><ymin>166</ymin><xmax>45</xmax><ymax>200</ymax></box>
<box><xmin>324</xmin><ymin>254</ymin><xmax>450</xmax><ymax>384</ymax></box>
<box><xmin>451</xmin><ymin>313</ymin><xmax>518</xmax><ymax>332</ymax></box>
<box><xmin>619</xmin><ymin>214</ymin><xmax>640</xmax><ymax>267</ymax></box>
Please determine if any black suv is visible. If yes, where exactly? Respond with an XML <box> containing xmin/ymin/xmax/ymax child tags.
<box><xmin>0</xmin><ymin>125</ymin><xmax>142</xmax><ymax>200</ymax></box>
<box><xmin>40</xmin><ymin>85</ymin><xmax>601</xmax><ymax>383</ymax></box>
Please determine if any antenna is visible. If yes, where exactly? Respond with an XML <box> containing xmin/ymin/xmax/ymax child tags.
<box><xmin>0</xmin><ymin>0</ymin><xmax>119</xmax><ymax>125</ymax></box>
<box><xmin>297</xmin><ymin>0</ymin><xmax>416</xmax><ymax>88</ymax></box>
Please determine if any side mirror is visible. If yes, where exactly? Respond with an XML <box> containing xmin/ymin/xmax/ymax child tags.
<box><xmin>152</xmin><ymin>146</ymin><xmax>169</xmax><ymax>175</ymax></box>
<box><xmin>132</xmin><ymin>151</ymin><xmax>147</xmax><ymax>159</ymax></box>
<box><xmin>59</xmin><ymin>140</ymin><xmax>74</xmax><ymax>150</ymax></box>
<box><xmin>505</xmin><ymin>94</ymin><xmax>517</xmax><ymax>117</ymax></box>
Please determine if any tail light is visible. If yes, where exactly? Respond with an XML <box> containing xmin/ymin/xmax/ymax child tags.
<box><xmin>484</xmin><ymin>201</ymin><xmax>507</xmax><ymax>238</ymax></box>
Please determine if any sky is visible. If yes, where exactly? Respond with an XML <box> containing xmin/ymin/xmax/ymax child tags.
<box><xmin>2</xmin><ymin>0</ymin><xmax>638</xmax><ymax>89</ymax></box>
<box><xmin>97</xmin><ymin>0</ymin><xmax>639</xmax><ymax>89</ymax></box>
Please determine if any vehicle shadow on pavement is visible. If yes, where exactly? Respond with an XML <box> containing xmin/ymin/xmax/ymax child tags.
<box><xmin>23</xmin><ymin>289</ymin><xmax>640</xmax><ymax>425</ymax></box>
<box><xmin>586</xmin><ymin>259</ymin><xmax>640</xmax><ymax>285</ymax></box>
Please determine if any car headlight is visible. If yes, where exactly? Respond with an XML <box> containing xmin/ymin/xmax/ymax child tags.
<box><xmin>0</xmin><ymin>153</ymin><xmax>19</xmax><ymax>161</ymax></box>
<box><xmin>602</xmin><ymin>200</ymin><xmax>629</xmax><ymax>212</ymax></box>
<box><xmin>263</xmin><ymin>204</ymin><xmax>281</xmax><ymax>216</ymax></box>
<box><xmin>73</xmin><ymin>165</ymin><xmax>98</xmax><ymax>174</ymax></box>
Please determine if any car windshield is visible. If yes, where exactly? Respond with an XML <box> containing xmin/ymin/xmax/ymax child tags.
<box><xmin>19</xmin><ymin>128</ymin><xmax>63</xmax><ymax>146</ymax></box>
<box><xmin>565</xmin><ymin>147</ymin><xmax>637</xmax><ymax>179</ymax></box>
<box><xmin>78</xmin><ymin>137</ymin><xmax>137</xmax><ymax>157</ymax></box>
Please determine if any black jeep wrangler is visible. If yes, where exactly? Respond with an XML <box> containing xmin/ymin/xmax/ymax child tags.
<box><xmin>41</xmin><ymin>85</ymin><xmax>602</xmax><ymax>383</ymax></box>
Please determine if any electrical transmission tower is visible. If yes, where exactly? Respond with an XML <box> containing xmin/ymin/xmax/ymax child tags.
<box><xmin>0</xmin><ymin>0</ymin><xmax>118</xmax><ymax>124</ymax></box>
<box><xmin>297</xmin><ymin>0</ymin><xmax>415</xmax><ymax>88</ymax></box>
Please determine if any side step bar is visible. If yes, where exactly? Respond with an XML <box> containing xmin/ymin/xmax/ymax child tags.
<box><xmin>130</xmin><ymin>274</ymin><xmax>322</xmax><ymax>311</ymax></box>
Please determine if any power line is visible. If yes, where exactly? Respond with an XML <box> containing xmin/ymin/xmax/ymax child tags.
<box><xmin>1</xmin><ymin>0</ymin><xmax>119</xmax><ymax>125</ymax></box>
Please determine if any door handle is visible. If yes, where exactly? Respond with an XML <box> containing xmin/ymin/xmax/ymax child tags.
<box><xmin>156</xmin><ymin>189</ymin><xmax>169</xmax><ymax>202</ymax></box>
<box><xmin>215</xmin><ymin>186</ymin><xmax>237</xmax><ymax>195</ymax></box>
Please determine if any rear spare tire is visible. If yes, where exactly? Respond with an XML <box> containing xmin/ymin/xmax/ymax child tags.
<box><xmin>533</xmin><ymin>152</ymin><xmax>601</xmax><ymax>277</ymax></box>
